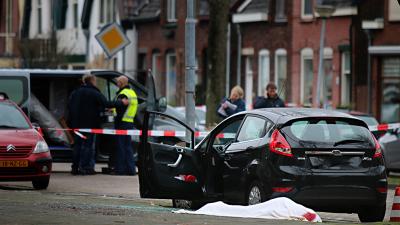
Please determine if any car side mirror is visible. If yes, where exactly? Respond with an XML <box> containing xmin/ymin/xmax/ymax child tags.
<box><xmin>157</xmin><ymin>97</ymin><xmax>167</xmax><ymax>112</ymax></box>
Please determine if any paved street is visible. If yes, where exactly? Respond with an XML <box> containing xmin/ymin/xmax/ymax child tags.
<box><xmin>0</xmin><ymin>163</ymin><xmax>395</xmax><ymax>224</ymax></box>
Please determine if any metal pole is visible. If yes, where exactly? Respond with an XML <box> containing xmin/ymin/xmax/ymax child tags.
<box><xmin>185</xmin><ymin>0</ymin><xmax>196</xmax><ymax>146</ymax></box>
<box><xmin>226</xmin><ymin>23</ymin><xmax>231</xmax><ymax>97</ymax></box>
<box><xmin>366</xmin><ymin>30</ymin><xmax>372</xmax><ymax>114</ymax></box>
<box><xmin>315</xmin><ymin>18</ymin><xmax>326</xmax><ymax>108</ymax></box>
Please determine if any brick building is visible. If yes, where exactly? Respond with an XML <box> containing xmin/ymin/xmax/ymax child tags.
<box><xmin>352</xmin><ymin>0</ymin><xmax>400</xmax><ymax>123</ymax></box>
<box><xmin>233</xmin><ymin>0</ymin><xmax>355</xmax><ymax>109</ymax></box>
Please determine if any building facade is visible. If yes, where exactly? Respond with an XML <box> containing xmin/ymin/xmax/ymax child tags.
<box><xmin>352</xmin><ymin>0</ymin><xmax>400</xmax><ymax>123</ymax></box>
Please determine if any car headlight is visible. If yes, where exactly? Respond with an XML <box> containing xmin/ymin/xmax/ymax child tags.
<box><xmin>33</xmin><ymin>141</ymin><xmax>49</xmax><ymax>154</ymax></box>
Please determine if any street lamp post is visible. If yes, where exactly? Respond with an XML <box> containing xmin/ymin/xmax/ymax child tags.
<box><xmin>314</xmin><ymin>4</ymin><xmax>335</xmax><ymax>108</ymax></box>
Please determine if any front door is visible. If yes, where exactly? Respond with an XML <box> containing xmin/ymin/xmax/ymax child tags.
<box><xmin>138</xmin><ymin>111</ymin><xmax>203</xmax><ymax>199</ymax></box>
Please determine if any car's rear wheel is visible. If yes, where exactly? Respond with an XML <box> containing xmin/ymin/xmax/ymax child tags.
<box><xmin>247</xmin><ymin>181</ymin><xmax>266</xmax><ymax>205</ymax></box>
<box><xmin>172</xmin><ymin>199</ymin><xmax>204</xmax><ymax>210</ymax></box>
<box><xmin>32</xmin><ymin>177</ymin><xmax>50</xmax><ymax>190</ymax></box>
<box><xmin>357</xmin><ymin>204</ymin><xmax>386</xmax><ymax>222</ymax></box>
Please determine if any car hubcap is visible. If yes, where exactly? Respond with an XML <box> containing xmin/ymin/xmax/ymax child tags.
<box><xmin>248</xmin><ymin>186</ymin><xmax>261</xmax><ymax>205</ymax></box>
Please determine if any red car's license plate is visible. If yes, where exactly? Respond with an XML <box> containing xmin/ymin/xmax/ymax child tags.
<box><xmin>0</xmin><ymin>160</ymin><xmax>28</xmax><ymax>167</ymax></box>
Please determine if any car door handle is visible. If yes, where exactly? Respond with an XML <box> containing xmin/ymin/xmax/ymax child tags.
<box><xmin>167</xmin><ymin>154</ymin><xmax>183</xmax><ymax>168</ymax></box>
<box><xmin>224</xmin><ymin>161</ymin><xmax>239</xmax><ymax>170</ymax></box>
<box><xmin>224</xmin><ymin>154</ymin><xmax>232</xmax><ymax>160</ymax></box>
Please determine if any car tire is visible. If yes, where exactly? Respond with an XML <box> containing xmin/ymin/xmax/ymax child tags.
<box><xmin>247</xmin><ymin>180</ymin><xmax>266</xmax><ymax>205</ymax></box>
<box><xmin>172</xmin><ymin>199</ymin><xmax>204</xmax><ymax>210</ymax></box>
<box><xmin>357</xmin><ymin>204</ymin><xmax>386</xmax><ymax>222</ymax></box>
<box><xmin>32</xmin><ymin>177</ymin><xmax>50</xmax><ymax>190</ymax></box>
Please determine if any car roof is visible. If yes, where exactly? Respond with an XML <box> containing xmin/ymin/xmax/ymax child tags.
<box><xmin>247</xmin><ymin>108</ymin><xmax>359</xmax><ymax>124</ymax></box>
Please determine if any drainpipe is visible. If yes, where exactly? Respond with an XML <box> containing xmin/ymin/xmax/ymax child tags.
<box><xmin>236</xmin><ymin>24</ymin><xmax>241</xmax><ymax>86</ymax></box>
<box><xmin>226</xmin><ymin>23</ymin><xmax>231</xmax><ymax>97</ymax></box>
<box><xmin>365</xmin><ymin>29</ymin><xmax>372</xmax><ymax>114</ymax></box>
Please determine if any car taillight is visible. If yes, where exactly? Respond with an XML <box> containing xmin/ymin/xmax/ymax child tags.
<box><xmin>269</xmin><ymin>129</ymin><xmax>293</xmax><ymax>157</ymax></box>
<box><xmin>372</xmin><ymin>136</ymin><xmax>382</xmax><ymax>158</ymax></box>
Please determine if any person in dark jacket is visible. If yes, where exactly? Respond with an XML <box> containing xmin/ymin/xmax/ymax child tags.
<box><xmin>217</xmin><ymin>85</ymin><xmax>246</xmax><ymax>119</ymax></box>
<box><xmin>67</xmin><ymin>74</ymin><xmax>108</xmax><ymax>175</ymax></box>
<box><xmin>253</xmin><ymin>83</ymin><xmax>285</xmax><ymax>109</ymax></box>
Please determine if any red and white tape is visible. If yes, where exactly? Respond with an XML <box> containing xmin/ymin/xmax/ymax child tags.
<box><xmin>39</xmin><ymin>122</ymin><xmax>400</xmax><ymax>140</ymax></box>
<box><xmin>369</xmin><ymin>123</ymin><xmax>400</xmax><ymax>132</ymax></box>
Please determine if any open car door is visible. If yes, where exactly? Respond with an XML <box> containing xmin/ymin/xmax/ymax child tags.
<box><xmin>138</xmin><ymin>111</ymin><xmax>203</xmax><ymax>200</ymax></box>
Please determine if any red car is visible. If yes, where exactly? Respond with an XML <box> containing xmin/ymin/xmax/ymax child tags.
<box><xmin>0</xmin><ymin>99</ymin><xmax>52</xmax><ymax>189</ymax></box>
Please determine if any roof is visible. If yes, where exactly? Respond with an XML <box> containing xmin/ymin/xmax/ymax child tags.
<box><xmin>247</xmin><ymin>108</ymin><xmax>359</xmax><ymax>125</ymax></box>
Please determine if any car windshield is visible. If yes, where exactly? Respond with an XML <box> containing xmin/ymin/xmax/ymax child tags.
<box><xmin>0</xmin><ymin>103</ymin><xmax>30</xmax><ymax>129</ymax></box>
<box><xmin>281</xmin><ymin>118</ymin><xmax>374</xmax><ymax>146</ymax></box>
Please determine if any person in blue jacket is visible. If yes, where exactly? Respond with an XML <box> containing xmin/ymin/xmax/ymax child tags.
<box><xmin>217</xmin><ymin>85</ymin><xmax>246</xmax><ymax>119</ymax></box>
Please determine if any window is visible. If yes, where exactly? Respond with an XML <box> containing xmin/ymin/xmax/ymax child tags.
<box><xmin>301</xmin><ymin>0</ymin><xmax>313</xmax><ymax>20</ymax></box>
<box><xmin>258</xmin><ymin>50</ymin><xmax>270</xmax><ymax>96</ymax></box>
<box><xmin>245</xmin><ymin>56</ymin><xmax>253</xmax><ymax>109</ymax></box>
<box><xmin>275</xmin><ymin>49</ymin><xmax>287</xmax><ymax>100</ymax></box>
<box><xmin>38</xmin><ymin>0</ymin><xmax>42</xmax><ymax>34</ymax></box>
<box><xmin>381</xmin><ymin>58</ymin><xmax>400</xmax><ymax>123</ymax></box>
<box><xmin>152</xmin><ymin>52</ymin><xmax>163</xmax><ymax>97</ymax></box>
<box><xmin>237</xmin><ymin>117</ymin><xmax>266</xmax><ymax>142</ymax></box>
<box><xmin>0</xmin><ymin>104</ymin><xmax>30</xmax><ymax>129</ymax></box>
<box><xmin>275</xmin><ymin>0</ymin><xmax>287</xmax><ymax>22</ymax></box>
<box><xmin>73</xmin><ymin>0</ymin><xmax>79</xmax><ymax>28</ymax></box>
<box><xmin>100</xmin><ymin>0</ymin><xmax>115</xmax><ymax>24</ymax></box>
<box><xmin>167</xmin><ymin>0</ymin><xmax>177</xmax><ymax>22</ymax></box>
<box><xmin>321</xmin><ymin>48</ymin><xmax>333</xmax><ymax>108</ymax></box>
<box><xmin>282</xmin><ymin>119</ymin><xmax>374</xmax><ymax>145</ymax></box>
<box><xmin>389</xmin><ymin>0</ymin><xmax>400</xmax><ymax>21</ymax></box>
<box><xmin>166</xmin><ymin>52</ymin><xmax>177</xmax><ymax>106</ymax></box>
<box><xmin>212</xmin><ymin>119</ymin><xmax>243</xmax><ymax>150</ymax></box>
<box><xmin>341</xmin><ymin>51</ymin><xmax>351</xmax><ymax>106</ymax></box>
<box><xmin>5</xmin><ymin>0</ymin><xmax>13</xmax><ymax>55</ymax></box>
<box><xmin>301</xmin><ymin>48</ymin><xmax>313</xmax><ymax>106</ymax></box>
<box><xmin>0</xmin><ymin>77</ymin><xmax>29</xmax><ymax>105</ymax></box>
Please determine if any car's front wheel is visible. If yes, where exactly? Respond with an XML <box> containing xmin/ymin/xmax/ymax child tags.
<box><xmin>357</xmin><ymin>204</ymin><xmax>386</xmax><ymax>222</ymax></box>
<box><xmin>32</xmin><ymin>177</ymin><xmax>50</xmax><ymax>190</ymax></box>
<box><xmin>247</xmin><ymin>181</ymin><xmax>266</xmax><ymax>205</ymax></box>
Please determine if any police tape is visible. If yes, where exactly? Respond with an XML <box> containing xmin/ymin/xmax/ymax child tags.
<box><xmin>39</xmin><ymin>127</ymin><xmax>235</xmax><ymax>139</ymax></box>
<box><xmin>38</xmin><ymin>122</ymin><xmax>400</xmax><ymax>140</ymax></box>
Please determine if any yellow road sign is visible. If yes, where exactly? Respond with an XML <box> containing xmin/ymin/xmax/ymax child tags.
<box><xmin>95</xmin><ymin>23</ymin><xmax>130</xmax><ymax>58</ymax></box>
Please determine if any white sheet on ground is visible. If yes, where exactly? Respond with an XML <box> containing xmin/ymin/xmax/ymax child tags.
<box><xmin>173</xmin><ymin>197</ymin><xmax>322</xmax><ymax>222</ymax></box>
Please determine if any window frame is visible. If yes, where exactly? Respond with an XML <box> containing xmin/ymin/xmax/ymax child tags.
<box><xmin>236</xmin><ymin>115</ymin><xmax>268</xmax><ymax>143</ymax></box>
<box><xmin>258</xmin><ymin>49</ymin><xmax>270</xmax><ymax>96</ymax></box>
<box><xmin>37</xmin><ymin>0</ymin><xmax>43</xmax><ymax>34</ymax></box>
<box><xmin>166</xmin><ymin>52</ymin><xmax>177</xmax><ymax>106</ymax></box>
<box><xmin>167</xmin><ymin>0</ymin><xmax>177</xmax><ymax>23</ymax></box>
<box><xmin>274</xmin><ymin>48</ymin><xmax>287</xmax><ymax>100</ymax></box>
<box><xmin>72</xmin><ymin>0</ymin><xmax>79</xmax><ymax>28</ymax></box>
<box><xmin>300</xmin><ymin>48</ymin><xmax>314</xmax><ymax>106</ymax></box>
<box><xmin>301</xmin><ymin>0</ymin><xmax>313</xmax><ymax>20</ymax></box>
<box><xmin>340</xmin><ymin>51</ymin><xmax>351</xmax><ymax>106</ymax></box>
<box><xmin>275</xmin><ymin>0</ymin><xmax>287</xmax><ymax>22</ymax></box>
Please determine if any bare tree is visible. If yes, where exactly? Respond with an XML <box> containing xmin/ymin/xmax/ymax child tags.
<box><xmin>205</xmin><ymin>0</ymin><xmax>229</xmax><ymax>127</ymax></box>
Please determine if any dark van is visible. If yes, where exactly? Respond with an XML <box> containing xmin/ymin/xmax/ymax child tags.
<box><xmin>0</xmin><ymin>69</ymin><xmax>166</xmax><ymax>163</ymax></box>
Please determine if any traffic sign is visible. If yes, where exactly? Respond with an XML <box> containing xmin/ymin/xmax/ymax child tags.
<box><xmin>95</xmin><ymin>23</ymin><xmax>130</xmax><ymax>58</ymax></box>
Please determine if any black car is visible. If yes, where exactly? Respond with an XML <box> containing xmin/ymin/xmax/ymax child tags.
<box><xmin>138</xmin><ymin>108</ymin><xmax>387</xmax><ymax>222</ymax></box>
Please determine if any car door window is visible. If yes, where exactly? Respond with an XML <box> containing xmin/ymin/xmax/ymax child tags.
<box><xmin>237</xmin><ymin>116</ymin><xmax>266</xmax><ymax>142</ymax></box>
<box><xmin>211</xmin><ymin>119</ymin><xmax>243</xmax><ymax>151</ymax></box>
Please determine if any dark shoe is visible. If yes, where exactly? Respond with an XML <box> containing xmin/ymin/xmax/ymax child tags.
<box><xmin>71</xmin><ymin>168</ymin><xmax>79</xmax><ymax>175</ymax></box>
<box><xmin>79</xmin><ymin>169</ymin><xmax>96</xmax><ymax>175</ymax></box>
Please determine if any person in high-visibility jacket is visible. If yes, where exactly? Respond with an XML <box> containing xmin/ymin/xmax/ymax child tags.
<box><xmin>112</xmin><ymin>75</ymin><xmax>138</xmax><ymax>175</ymax></box>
